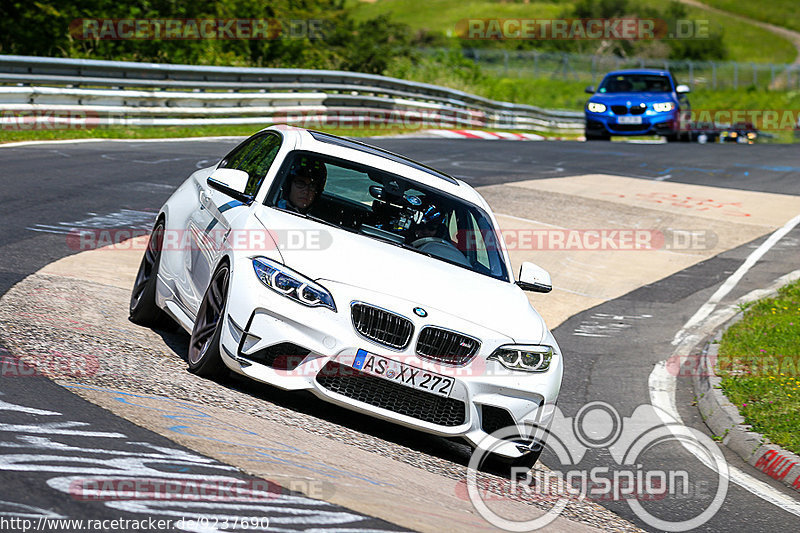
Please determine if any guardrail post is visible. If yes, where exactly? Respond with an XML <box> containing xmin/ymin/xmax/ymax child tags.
<box><xmin>770</xmin><ymin>64</ymin><xmax>776</xmax><ymax>86</ymax></box>
<box><xmin>733</xmin><ymin>62</ymin><xmax>738</xmax><ymax>89</ymax></box>
<box><xmin>533</xmin><ymin>52</ymin><xmax>538</xmax><ymax>77</ymax></box>
<box><xmin>752</xmin><ymin>63</ymin><xmax>757</xmax><ymax>87</ymax></box>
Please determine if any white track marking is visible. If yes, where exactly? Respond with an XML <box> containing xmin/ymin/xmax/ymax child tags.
<box><xmin>650</xmin><ymin>212</ymin><xmax>800</xmax><ymax>516</ymax></box>
<box><xmin>649</xmin><ymin>364</ymin><xmax>800</xmax><ymax>515</ymax></box>
<box><xmin>494</xmin><ymin>213</ymin><xmax>567</xmax><ymax>229</ymax></box>
<box><xmin>674</xmin><ymin>212</ymin><xmax>800</xmax><ymax>345</ymax></box>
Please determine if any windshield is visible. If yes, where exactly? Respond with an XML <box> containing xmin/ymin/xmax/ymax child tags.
<box><xmin>267</xmin><ymin>150</ymin><xmax>509</xmax><ymax>282</ymax></box>
<box><xmin>598</xmin><ymin>74</ymin><xmax>672</xmax><ymax>93</ymax></box>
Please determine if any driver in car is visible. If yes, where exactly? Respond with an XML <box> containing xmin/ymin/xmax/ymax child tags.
<box><xmin>278</xmin><ymin>156</ymin><xmax>327</xmax><ymax>214</ymax></box>
<box><xmin>412</xmin><ymin>205</ymin><xmax>450</xmax><ymax>242</ymax></box>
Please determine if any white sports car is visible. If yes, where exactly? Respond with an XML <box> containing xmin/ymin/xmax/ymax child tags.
<box><xmin>130</xmin><ymin>125</ymin><xmax>562</xmax><ymax>465</ymax></box>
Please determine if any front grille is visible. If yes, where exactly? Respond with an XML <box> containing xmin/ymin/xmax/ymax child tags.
<box><xmin>316</xmin><ymin>361</ymin><xmax>467</xmax><ymax>427</ymax></box>
<box><xmin>630</xmin><ymin>104</ymin><xmax>647</xmax><ymax>115</ymax></box>
<box><xmin>611</xmin><ymin>105</ymin><xmax>628</xmax><ymax>115</ymax></box>
<box><xmin>351</xmin><ymin>303</ymin><xmax>413</xmax><ymax>350</ymax></box>
<box><xmin>416</xmin><ymin>327</ymin><xmax>480</xmax><ymax>366</ymax></box>
<box><xmin>613</xmin><ymin>124</ymin><xmax>650</xmax><ymax>132</ymax></box>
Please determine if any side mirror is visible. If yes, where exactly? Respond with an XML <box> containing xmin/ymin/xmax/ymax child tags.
<box><xmin>584</xmin><ymin>85</ymin><xmax>596</xmax><ymax>94</ymax></box>
<box><xmin>676</xmin><ymin>84</ymin><xmax>691</xmax><ymax>94</ymax></box>
<box><xmin>517</xmin><ymin>262</ymin><xmax>552</xmax><ymax>293</ymax></box>
<box><xmin>207</xmin><ymin>168</ymin><xmax>252</xmax><ymax>202</ymax></box>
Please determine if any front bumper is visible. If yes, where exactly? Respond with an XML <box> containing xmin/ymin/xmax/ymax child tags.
<box><xmin>586</xmin><ymin>110</ymin><xmax>678</xmax><ymax>136</ymax></box>
<box><xmin>219</xmin><ymin>255</ymin><xmax>563</xmax><ymax>458</ymax></box>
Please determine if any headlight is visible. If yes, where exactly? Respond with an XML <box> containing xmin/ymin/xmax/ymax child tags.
<box><xmin>652</xmin><ymin>102</ymin><xmax>675</xmax><ymax>112</ymax></box>
<box><xmin>488</xmin><ymin>345</ymin><xmax>553</xmax><ymax>372</ymax></box>
<box><xmin>587</xmin><ymin>102</ymin><xmax>607</xmax><ymax>113</ymax></box>
<box><xmin>252</xmin><ymin>257</ymin><xmax>336</xmax><ymax>312</ymax></box>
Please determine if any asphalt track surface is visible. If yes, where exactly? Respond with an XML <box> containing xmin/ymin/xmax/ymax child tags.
<box><xmin>1</xmin><ymin>137</ymin><xmax>799</xmax><ymax>532</ymax></box>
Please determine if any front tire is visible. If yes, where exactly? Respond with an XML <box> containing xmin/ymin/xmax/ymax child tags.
<box><xmin>188</xmin><ymin>263</ymin><xmax>230</xmax><ymax>378</ymax></box>
<box><xmin>129</xmin><ymin>221</ymin><xmax>170</xmax><ymax>327</ymax></box>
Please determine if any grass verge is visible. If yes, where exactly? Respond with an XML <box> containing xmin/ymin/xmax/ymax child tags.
<box><xmin>0</xmin><ymin>123</ymin><xmax>578</xmax><ymax>145</ymax></box>
<box><xmin>717</xmin><ymin>279</ymin><xmax>800</xmax><ymax>454</ymax></box>
<box><xmin>350</xmin><ymin>0</ymin><xmax>797</xmax><ymax>64</ymax></box>
<box><xmin>698</xmin><ymin>0</ymin><xmax>800</xmax><ymax>35</ymax></box>
<box><xmin>0</xmin><ymin>124</ymin><xmax>433</xmax><ymax>145</ymax></box>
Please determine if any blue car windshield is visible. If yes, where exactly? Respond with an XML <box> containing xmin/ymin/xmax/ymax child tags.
<box><xmin>599</xmin><ymin>74</ymin><xmax>672</xmax><ymax>93</ymax></box>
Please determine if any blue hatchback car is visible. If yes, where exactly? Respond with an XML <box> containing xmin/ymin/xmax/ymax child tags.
<box><xmin>584</xmin><ymin>69</ymin><xmax>691</xmax><ymax>141</ymax></box>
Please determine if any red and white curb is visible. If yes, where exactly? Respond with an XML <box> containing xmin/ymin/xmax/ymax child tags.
<box><xmin>697</xmin><ymin>313</ymin><xmax>800</xmax><ymax>494</ymax></box>
<box><xmin>423</xmin><ymin>129</ymin><xmax>546</xmax><ymax>141</ymax></box>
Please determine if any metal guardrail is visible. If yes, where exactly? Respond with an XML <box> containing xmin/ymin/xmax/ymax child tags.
<box><xmin>0</xmin><ymin>55</ymin><xmax>585</xmax><ymax>133</ymax></box>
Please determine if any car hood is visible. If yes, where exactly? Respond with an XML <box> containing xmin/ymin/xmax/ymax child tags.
<box><xmin>590</xmin><ymin>92</ymin><xmax>677</xmax><ymax>105</ymax></box>
<box><xmin>254</xmin><ymin>208</ymin><xmax>546</xmax><ymax>342</ymax></box>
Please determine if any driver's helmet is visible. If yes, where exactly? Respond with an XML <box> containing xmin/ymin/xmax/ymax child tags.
<box><xmin>416</xmin><ymin>205</ymin><xmax>448</xmax><ymax>239</ymax></box>
<box><xmin>421</xmin><ymin>204</ymin><xmax>444</xmax><ymax>225</ymax></box>
<box><xmin>287</xmin><ymin>155</ymin><xmax>327</xmax><ymax>194</ymax></box>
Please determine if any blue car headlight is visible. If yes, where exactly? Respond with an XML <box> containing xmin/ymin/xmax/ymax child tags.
<box><xmin>587</xmin><ymin>102</ymin><xmax>607</xmax><ymax>113</ymax></box>
<box><xmin>488</xmin><ymin>344</ymin><xmax>553</xmax><ymax>372</ymax></box>
<box><xmin>652</xmin><ymin>102</ymin><xmax>675</xmax><ymax>112</ymax></box>
<box><xmin>252</xmin><ymin>257</ymin><xmax>336</xmax><ymax>312</ymax></box>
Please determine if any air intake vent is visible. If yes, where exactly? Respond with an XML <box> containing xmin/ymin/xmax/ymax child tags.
<box><xmin>351</xmin><ymin>303</ymin><xmax>413</xmax><ymax>350</ymax></box>
<box><xmin>316</xmin><ymin>361</ymin><xmax>467</xmax><ymax>426</ymax></box>
<box><xmin>416</xmin><ymin>327</ymin><xmax>480</xmax><ymax>366</ymax></box>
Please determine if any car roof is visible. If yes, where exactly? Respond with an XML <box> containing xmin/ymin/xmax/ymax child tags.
<box><xmin>603</xmin><ymin>69</ymin><xmax>672</xmax><ymax>77</ymax></box>
<box><xmin>263</xmin><ymin>125</ymin><xmax>487</xmax><ymax>206</ymax></box>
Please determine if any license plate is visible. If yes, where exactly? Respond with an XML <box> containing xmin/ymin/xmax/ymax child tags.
<box><xmin>617</xmin><ymin>116</ymin><xmax>643</xmax><ymax>124</ymax></box>
<box><xmin>351</xmin><ymin>349</ymin><xmax>454</xmax><ymax>398</ymax></box>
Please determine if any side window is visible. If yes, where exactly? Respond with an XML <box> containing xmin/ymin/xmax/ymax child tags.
<box><xmin>219</xmin><ymin>133</ymin><xmax>281</xmax><ymax>196</ymax></box>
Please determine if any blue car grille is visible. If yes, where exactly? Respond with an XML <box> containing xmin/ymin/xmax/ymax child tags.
<box><xmin>612</xmin><ymin>124</ymin><xmax>650</xmax><ymax>132</ymax></box>
<box><xmin>630</xmin><ymin>104</ymin><xmax>647</xmax><ymax>115</ymax></box>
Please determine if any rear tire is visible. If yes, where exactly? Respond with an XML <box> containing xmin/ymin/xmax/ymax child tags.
<box><xmin>129</xmin><ymin>221</ymin><xmax>171</xmax><ymax>328</ymax></box>
<box><xmin>188</xmin><ymin>263</ymin><xmax>230</xmax><ymax>378</ymax></box>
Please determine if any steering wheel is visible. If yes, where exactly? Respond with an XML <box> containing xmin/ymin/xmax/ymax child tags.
<box><xmin>411</xmin><ymin>237</ymin><xmax>471</xmax><ymax>267</ymax></box>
